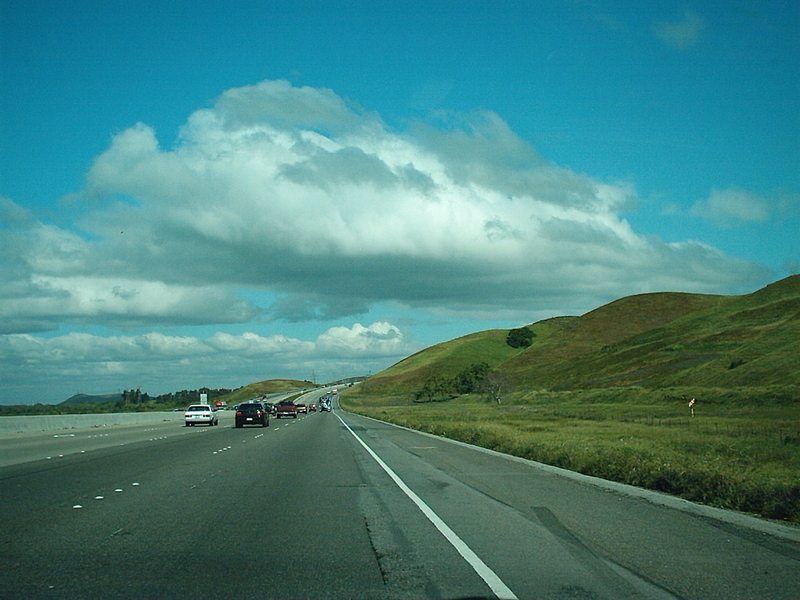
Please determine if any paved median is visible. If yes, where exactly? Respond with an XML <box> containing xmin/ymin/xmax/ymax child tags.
<box><xmin>0</xmin><ymin>411</ymin><xmax>185</xmax><ymax>434</ymax></box>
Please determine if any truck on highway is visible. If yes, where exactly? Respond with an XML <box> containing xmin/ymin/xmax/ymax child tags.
<box><xmin>275</xmin><ymin>400</ymin><xmax>297</xmax><ymax>419</ymax></box>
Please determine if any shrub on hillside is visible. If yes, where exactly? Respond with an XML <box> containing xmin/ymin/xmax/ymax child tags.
<box><xmin>415</xmin><ymin>363</ymin><xmax>491</xmax><ymax>402</ymax></box>
<box><xmin>507</xmin><ymin>327</ymin><xmax>535</xmax><ymax>348</ymax></box>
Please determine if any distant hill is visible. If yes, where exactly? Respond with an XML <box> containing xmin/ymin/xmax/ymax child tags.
<box><xmin>58</xmin><ymin>379</ymin><xmax>314</xmax><ymax>408</ymax></box>
<box><xmin>216</xmin><ymin>379</ymin><xmax>314</xmax><ymax>405</ymax></box>
<box><xmin>349</xmin><ymin>274</ymin><xmax>800</xmax><ymax>399</ymax></box>
<box><xmin>357</xmin><ymin>328</ymin><xmax>522</xmax><ymax>398</ymax></box>
<box><xmin>61</xmin><ymin>393</ymin><xmax>123</xmax><ymax>405</ymax></box>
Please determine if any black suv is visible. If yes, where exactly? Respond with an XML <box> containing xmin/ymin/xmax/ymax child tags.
<box><xmin>235</xmin><ymin>402</ymin><xmax>269</xmax><ymax>428</ymax></box>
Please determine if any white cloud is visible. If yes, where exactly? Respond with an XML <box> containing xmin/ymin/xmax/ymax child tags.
<box><xmin>315</xmin><ymin>322</ymin><xmax>413</xmax><ymax>357</ymax></box>
<box><xmin>0</xmin><ymin>323</ymin><xmax>417</xmax><ymax>403</ymax></box>
<box><xmin>690</xmin><ymin>187</ymin><xmax>772</xmax><ymax>227</ymax></box>
<box><xmin>2</xmin><ymin>80</ymin><xmax>771</xmax><ymax>336</ymax></box>
<box><xmin>1</xmin><ymin>195</ymin><xmax>37</xmax><ymax>226</ymax></box>
<box><xmin>75</xmin><ymin>82</ymin><xmax>768</xmax><ymax>315</ymax></box>
<box><xmin>207</xmin><ymin>331</ymin><xmax>314</xmax><ymax>356</ymax></box>
<box><xmin>655</xmin><ymin>10</ymin><xmax>706</xmax><ymax>49</ymax></box>
<box><xmin>0</xmin><ymin>272</ymin><xmax>258</xmax><ymax>334</ymax></box>
<box><xmin>0</xmin><ymin>80</ymin><xmax>778</xmax><ymax>403</ymax></box>
<box><xmin>0</xmin><ymin>332</ymin><xmax>210</xmax><ymax>365</ymax></box>
<box><xmin>0</xmin><ymin>329</ymin><xmax>343</xmax><ymax>365</ymax></box>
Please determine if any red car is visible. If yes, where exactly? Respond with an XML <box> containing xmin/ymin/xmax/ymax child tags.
<box><xmin>275</xmin><ymin>400</ymin><xmax>297</xmax><ymax>418</ymax></box>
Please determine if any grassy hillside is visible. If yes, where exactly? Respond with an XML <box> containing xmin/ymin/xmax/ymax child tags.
<box><xmin>341</xmin><ymin>275</ymin><xmax>800</xmax><ymax>522</ymax></box>
<box><xmin>350</xmin><ymin>329</ymin><xmax>521</xmax><ymax>400</ymax></box>
<box><xmin>348</xmin><ymin>275</ymin><xmax>800</xmax><ymax>399</ymax></box>
<box><xmin>346</xmin><ymin>317</ymin><xmax>575</xmax><ymax>406</ymax></box>
<box><xmin>61</xmin><ymin>393</ymin><xmax>123</xmax><ymax>405</ymax></box>
<box><xmin>511</xmin><ymin>281</ymin><xmax>799</xmax><ymax>391</ymax></box>
<box><xmin>217</xmin><ymin>379</ymin><xmax>313</xmax><ymax>405</ymax></box>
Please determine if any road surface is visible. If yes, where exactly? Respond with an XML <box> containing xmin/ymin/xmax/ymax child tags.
<box><xmin>1</xmin><ymin>393</ymin><xmax>798</xmax><ymax>599</ymax></box>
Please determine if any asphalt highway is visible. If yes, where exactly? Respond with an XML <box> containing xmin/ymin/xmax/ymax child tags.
<box><xmin>1</xmin><ymin>394</ymin><xmax>798</xmax><ymax>599</ymax></box>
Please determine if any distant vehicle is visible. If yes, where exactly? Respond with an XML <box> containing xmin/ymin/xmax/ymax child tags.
<box><xmin>235</xmin><ymin>402</ymin><xmax>269</xmax><ymax>428</ymax></box>
<box><xmin>318</xmin><ymin>399</ymin><xmax>331</xmax><ymax>412</ymax></box>
<box><xmin>275</xmin><ymin>400</ymin><xmax>297</xmax><ymax>419</ymax></box>
<box><xmin>185</xmin><ymin>404</ymin><xmax>219</xmax><ymax>427</ymax></box>
<box><xmin>296</xmin><ymin>403</ymin><xmax>308</xmax><ymax>414</ymax></box>
<box><xmin>264</xmin><ymin>402</ymin><xmax>277</xmax><ymax>416</ymax></box>
<box><xmin>309</xmin><ymin>404</ymin><xmax>317</xmax><ymax>412</ymax></box>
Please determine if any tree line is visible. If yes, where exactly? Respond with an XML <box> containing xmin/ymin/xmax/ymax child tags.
<box><xmin>120</xmin><ymin>387</ymin><xmax>231</xmax><ymax>406</ymax></box>
<box><xmin>0</xmin><ymin>387</ymin><xmax>233</xmax><ymax>416</ymax></box>
<box><xmin>415</xmin><ymin>363</ymin><xmax>510</xmax><ymax>404</ymax></box>
<box><xmin>413</xmin><ymin>327</ymin><xmax>531</xmax><ymax>404</ymax></box>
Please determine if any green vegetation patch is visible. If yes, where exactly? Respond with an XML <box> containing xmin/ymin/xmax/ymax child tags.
<box><xmin>341</xmin><ymin>387</ymin><xmax>800</xmax><ymax>523</ymax></box>
<box><xmin>340</xmin><ymin>275</ymin><xmax>800</xmax><ymax>522</ymax></box>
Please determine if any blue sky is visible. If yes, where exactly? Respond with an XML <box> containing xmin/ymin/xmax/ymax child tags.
<box><xmin>1</xmin><ymin>1</ymin><xmax>798</xmax><ymax>404</ymax></box>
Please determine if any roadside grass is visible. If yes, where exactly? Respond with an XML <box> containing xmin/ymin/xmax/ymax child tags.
<box><xmin>341</xmin><ymin>387</ymin><xmax>800</xmax><ymax>523</ymax></box>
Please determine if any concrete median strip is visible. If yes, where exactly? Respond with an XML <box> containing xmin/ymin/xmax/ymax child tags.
<box><xmin>0</xmin><ymin>411</ymin><xmax>184</xmax><ymax>434</ymax></box>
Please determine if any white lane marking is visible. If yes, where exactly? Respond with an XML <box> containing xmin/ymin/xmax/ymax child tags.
<box><xmin>336</xmin><ymin>413</ymin><xmax>518</xmax><ymax>600</ymax></box>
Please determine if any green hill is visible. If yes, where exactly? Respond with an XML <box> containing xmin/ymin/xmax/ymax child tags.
<box><xmin>353</xmin><ymin>328</ymin><xmax>522</xmax><ymax>399</ymax></box>
<box><xmin>341</xmin><ymin>275</ymin><xmax>800</xmax><ymax>522</ymax></box>
<box><xmin>521</xmin><ymin>275</ymin><xmax>800</xmax><ymax>390</ymax></box>
<box><xmin>347</xmin><ymin>274</ymin><xmax>800</xmax><ymax>401</ymax></box>
<box><xmin>217</xmin><ymin>379</ymin><xmax>314</xmax><ymax>405</ymax></box>
<box><xmin>61</xmin><ymin>393</ymin><xmax>123</xmax><ymax>405</ymax></box>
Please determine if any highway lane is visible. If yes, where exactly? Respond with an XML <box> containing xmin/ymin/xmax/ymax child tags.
<box><xmin>1</xmin><ymin>400</ymin><xmax>798</xmax><ymax>599</ymax></box>
<box><xmin>346</xmin><ymin>411</ymin><xmax>800</xmax><ymax>599</ymax></box>
<box><xmin>0</xmin><ymin>417</ymin><xmax>184</xmax><ymax>469</ymax></box>
<box><xmin>1</xmin><ymin>408</ymin><xmax>390</xmax><ymax>599</ymax></box>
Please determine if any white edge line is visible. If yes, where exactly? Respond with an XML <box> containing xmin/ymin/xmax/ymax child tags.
<box><xmin>336</xmin><ymin>412</ymin><xmax>518</xmax><ymax>600</ymax></box>
<box><xmin>352</xmin><ymin>412</ymin><xmax>800</xmax><ymax>543</ymax></box>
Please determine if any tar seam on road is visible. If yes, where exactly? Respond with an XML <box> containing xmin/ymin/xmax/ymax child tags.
<box><xmin>336</xmin><ymin>412</ymin><xmax>519</xmax><ymax>600</ymax></box>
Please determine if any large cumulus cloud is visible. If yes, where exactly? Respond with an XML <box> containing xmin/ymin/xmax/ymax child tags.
<box><xmin>3</xmin><ymin>79</ymin><xmax>770</xmax><ymax>335</ymax></box>
<box><xmin>0</xmin><ymin>322</ymin><xmax>413</xmax><ymax>403</ymax></box>
<box><xmin>0</xmin><ymin>79</ymin><xmax>777</xmax><ymax>403</ymax></box>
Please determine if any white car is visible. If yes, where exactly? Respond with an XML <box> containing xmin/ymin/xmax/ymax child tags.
<box><xmin>184</xmin><ymin>404</ymin><xmax>219</xmax><ymax>426</ymax></box>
